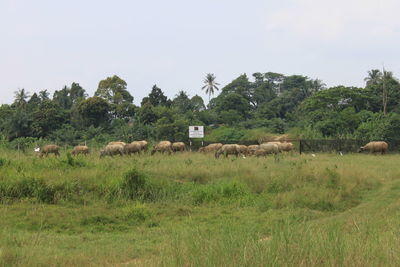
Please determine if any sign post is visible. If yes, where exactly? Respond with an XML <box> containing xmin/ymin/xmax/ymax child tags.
<box><xmin>189</xmin><ymin>126</ymin><xmax>204</xmax><ymax>151</ymax></box>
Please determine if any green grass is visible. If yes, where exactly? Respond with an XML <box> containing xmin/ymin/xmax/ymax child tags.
<box><xmin>0</xmin><ymin>149</ymin><xmax>399</xmax><ymax>266</ymax></box>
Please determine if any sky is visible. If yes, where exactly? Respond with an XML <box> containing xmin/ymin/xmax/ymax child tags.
<box><xmin>1</xmin><ymin>0</ymin><xmax>400</xmax><ymax>105</ymax></box>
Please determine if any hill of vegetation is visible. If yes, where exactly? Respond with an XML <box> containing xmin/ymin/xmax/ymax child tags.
<box><xmin>1</xmin><ymin>69</ymin><xmax>400</xmax><ymax>147</ymax></box>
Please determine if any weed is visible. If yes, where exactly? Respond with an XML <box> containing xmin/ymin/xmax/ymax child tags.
<box><xmin>120</xmin><ymin>168</ymin><xmax>148</xmax><ymax>200</ymax></box>
<box><xmin>62</xmin><ymin>153</ymin><xmax>86</xmax><ymax>167</ymax></box>
<box><xmin>81</xmin><ymin>215</ymin><xmax>116</xmax><ymax>226</ymax></box>
<box><xmin>0</xmin><ymin>157</ymin><xmax>10</xmax><ymax>167</ymax></box>
<box><xmin>123</xmin><ymin>203</ymin><xmax>152</xmax><ymax>223</ymax></box>
<box><xmin>0</xmin><ymin>177</ymin><xmax>55</xmax><ymax>203</ymax></box>
<box><xmin>325</xmin><ymin>167</ymin><xmax>341</xmax><ymax>189</ymax></box>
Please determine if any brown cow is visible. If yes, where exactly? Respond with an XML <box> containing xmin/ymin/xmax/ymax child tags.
<box><xmin>359</xmin><ymin>141</ymin><xmax>388</xmax><ymax>154</ymax></box>
<box><xmin>172</xmin><ymin>142</ymin><xmax>186</xmax><ymax>152</ymax></box>
<box><xmin>215</xmin><ymin>144</ymin><xmax>242</xmax><ymax>158</ymax></box>
<box><xmin>71</xmin><ymin>145</ymin><xmax>89</xmax><ymax>156</ymax></box>
<box><xmin>151</xmin><ymin>141</ymin><xmax>173</xmax><ymax>155</ymax></box>
<box><xmin>39</xmin><ymin>145</ymin><xmax>60</xmax><ymax>158</ymax></box>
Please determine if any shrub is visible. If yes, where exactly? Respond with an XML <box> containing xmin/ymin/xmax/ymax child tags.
<box><xmin>0</xmin><ymin>177</ymin><xmax>55</xmax><ymax>203</ymax></box>
<box><xmin>204</xmin><ymin>126</ymin><xmax>245</xmax><ymax>142</ymax></box>
<box><xmin>120</xmin><ymin>168</ymin><xmax>148</xmax><ymax>200</ymax></box>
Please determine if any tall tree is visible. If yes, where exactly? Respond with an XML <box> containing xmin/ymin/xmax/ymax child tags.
<box><xmin>53</xmin><ymin>86</ymin><xmax>72</xmax><ymax>109</ymax></box>
<box><xmin>95</xmin><ymin>75</ymin><xmax>133</xmax><ymax>104</ymax></box>
<box><xmin>141</xmin><ymin>85</ymin><xmax>169</xmax><ymax>107</ymax></box>
<box><xmin>202</xmin><ymin>73</ymin><xmax>220</xmax><ymax>102</ymax></box>
<box><xmin>264</xmin><ymin>72</ymin><xmax>284</xmax><ymax>95</ymax></box>
<box><xmin>27</xmin><ymin>93</ymin><xmax>41</xmax><ymax>111</ymax></box>
<box><xmin>364</xmin><ymin>69</ymin><xmax>400</xmax><ymax>115</ymax></box>
<box><xmin>172</xmin><ymin>91</ymin><xmax>193</xmax><ymax>113</ymax></box>
<box><xmin>38</xmin><ymin>90</ymin><xmax>50</xmax><ymax>101</ymax></box>
<box><xmin>190</xmin><ymin>95</ymin><xmax>205</xmax><ymax>112</ymax></box>
<box><xmin>69</xmin><ymin>83</ymin><xmax>87</xmax><ymax>104</ymax></box>
<box><xmin>13</xmin><ymin>88</ymin><xmax>30</xmax><ymax>108</ymax></box>
<box><xmin>77</xmin><ymin>97</ymin><xmax>110</xmax><ymax>127</ymax></box>
<box><xmin>364</xmin><ymin>69</ymin><xmax>382</xmax><ymax>87</ymax></box>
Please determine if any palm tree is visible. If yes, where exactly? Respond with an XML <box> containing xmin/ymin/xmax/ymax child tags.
<box><xmin>39</xmin><ymin>90</ymin><xmax>50</xmax><ymax>101</ymax></box>
<box><xmin>13</xmin><ymin>88</ymin><xmax>30</xmax><ymax>108</ymax></box>
<box><xmin>364</xmin><ymin>69</ymin><xmax>382</xmax><ymax>87</ymax></box>
<box><xmin>202</xmin><ymin>73</ymin><xmax>220</xmax><ymax>102</ymax></box>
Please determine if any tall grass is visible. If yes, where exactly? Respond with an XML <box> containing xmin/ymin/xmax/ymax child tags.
<box><xmin>0</xmin><ymin>150</ymin><xmax>399</xmax><ymax>266</ymax></box>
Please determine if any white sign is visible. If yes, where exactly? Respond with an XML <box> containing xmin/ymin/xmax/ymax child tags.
<box><xmin>189</xmin><ymin>126</ymin><xmax>204</xmax><ymax>138</ymax></box>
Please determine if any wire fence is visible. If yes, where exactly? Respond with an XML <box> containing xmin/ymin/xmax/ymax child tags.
<box><xmin>189</xmin><ymin>139</ymin><xmax>399</xmax><ymax>154</ymax></box>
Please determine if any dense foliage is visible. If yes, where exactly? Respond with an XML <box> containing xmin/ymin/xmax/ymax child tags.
<box><xmin>1</xmin><ymin>69</ymin><xmax>399</xmax><ymax>145</ymax></box>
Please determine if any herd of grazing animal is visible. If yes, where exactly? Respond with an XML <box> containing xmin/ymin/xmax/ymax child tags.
<box><xmin>35</xmin><ymin>140</ymin><xmax>389</xmax><ymax>158</ymax></box>
<box><xmin>212</xmin><ymin>141</ymin><xmax>293</xmax><ymax>158</ymax></box>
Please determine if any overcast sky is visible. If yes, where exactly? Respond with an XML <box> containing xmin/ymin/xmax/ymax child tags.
<box><xmin>1</xmin><ymin>0</ymin><xmax>400</xmax><ymax>105</ymax></box>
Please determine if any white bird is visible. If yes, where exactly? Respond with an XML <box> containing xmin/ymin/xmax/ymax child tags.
<box><xmin>311</xmin><ymin>154</ymin><xmax>316</xmax><ymax>157</ymax></box>
<box><xmin>34</xmin><ymin>147</ymin><xmax>40</xmax><ymax>152</ymax></box>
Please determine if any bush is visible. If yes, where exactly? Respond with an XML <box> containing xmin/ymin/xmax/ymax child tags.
<box><xmin>0</xmin><ymin>177</ymin><xmax>55</xmax><ymax>203</ymax></box>
<box><xmin>355</xmin><ymin>112</ymin><xmax>400</xmax><ymax>141</ymax></box>
<box><xmin>204</xmin><ymin>126</ymin><xmax>245</xmax><ymax>142</ymax></box>
<box><xmin>120</xmin><ymin>168</ymin><xmax>148</xmax><ymax>200</ymax></box>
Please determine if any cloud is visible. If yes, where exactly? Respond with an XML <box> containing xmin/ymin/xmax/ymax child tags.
<box><xmin>266</xmin><ymin>0</ymin><xmax>400</xmax><ymax>42</ymax></box>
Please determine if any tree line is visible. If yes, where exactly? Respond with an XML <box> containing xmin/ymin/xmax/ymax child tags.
<box><xmin>1</xmin><ymin>69</ymin><xmax>400</xmax><ymax>146</ymax></box>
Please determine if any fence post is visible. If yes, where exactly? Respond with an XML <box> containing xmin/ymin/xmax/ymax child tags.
<box><xmin>299</xmin><ymin>140</ymin><xmax>302</xmax><ymax>154</ymax></box>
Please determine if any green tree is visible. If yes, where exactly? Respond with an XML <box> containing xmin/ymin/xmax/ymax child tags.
<box><xmin>0</xmin><ymin>105</ymin><xmax>13</xmax><ymax>136</ymax></box>
<box><xmin>136</xmin><ymin>103</ymin><xmax>158</xmax><ymax>125</ymax></box>
<box><xmin>27</xmin><ymin>93</ymin><xmax>41</xmax><ymax>111</ymax></box>
<box><xmin>219</xmin><ymin>74</ymin><xmax>253</xmax><ymax>105</ymax></box>
<box><xmin>95</xmin><ymin>75</ymin><xmax>133</xmax><ymax>104</ymax></box>
<box><xmin>154</xmin><ymin>113</ymin><xmax>189</xmax><ymax>141</ymax></box>
<box><xmin>364</xmin><ymin>69</ymin><xmax>400</xmax><ymax>114</ymax></box>
<box><xmin>355</xmin><ymin>112</ymin><xmax>400</xmax><ymax>141</ymax></box>
<box><xmin>301</xmin><ymin>86</ymin><xmax>369</xmax><ymax>124</ymax></box>
<box><xmin>112</xmin><ymin>102</ymin><xmax>136</xmax><ymax>120</ymax></box>
<box><xmin>252</xmin><ymin>81</ymin><xmax>277</xmax><ymax>107</ymax></box>
<box><xmin>53</xmin><ymin>86</ymin><xmax>72</xmax><ymax>109</ymax></box>
<box><xmin>364</xmin><ymin>69</ymin><xmax>382</xmax><ymax>87</ymax></box>
<box><xmin>6</xmin><ymin>110</ymin><xmax>32</xmax><ymax>139</ymax></box>
<box><xmin>172</xmin><ymin>91</ymin><xmax>193</xmax><ymax>113</ymax></box>
<box><xmin>38</xmin><ymin>90</ymin><xmax>50</xmax><ymax>101</ymax></box>
<box><xmin>216</xmin><ymin>93</ymin><xmax>251</xmax><ymax>117</ymax></box>
<box><xmin>77</xmin><ymin>97</ymin><xmax>110</xmax><ymax>127</ymax></box>
<box><xmin>13</xmin><ymin>88</ymin><xmax>30</xmax><ymax>108</ymax></box>
<box><xmin>70</xmin><ymin>83</ymin><xmax>87</xmax><ymax>104</ymax></box>
<box><xmin>220</xmin><ymin>110</ymin><xmax>243</xmax><ymax>126</ymax></box>
<box><xmin>264</xmin><ymin>72</ymin><xmax>284</xmax><ymax>95</ymax></box>
<box><xmin>31</xmin><ymin>100</ymin><xmax>67</xmax><ymax>137</ymax></box>
<box><xmin>190</xmin><ymin>95</ymin><xmax>205</xmax><ymax>112</ymax></box>
<box><xmin>202</xmin><ymin>73</ymin><xmax>220</xmax><ymax>102</ymax></box>
<box><xmin>141</xmin><ymin>85</ymin><xmax>169</xmax><ymax>107</ymax></box>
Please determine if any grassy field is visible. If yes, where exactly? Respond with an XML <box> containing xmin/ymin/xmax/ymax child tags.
<box><xmin>0</xmin><ymin>149</ymin><xmax>400</xmax><ymax>266</ymax></box>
